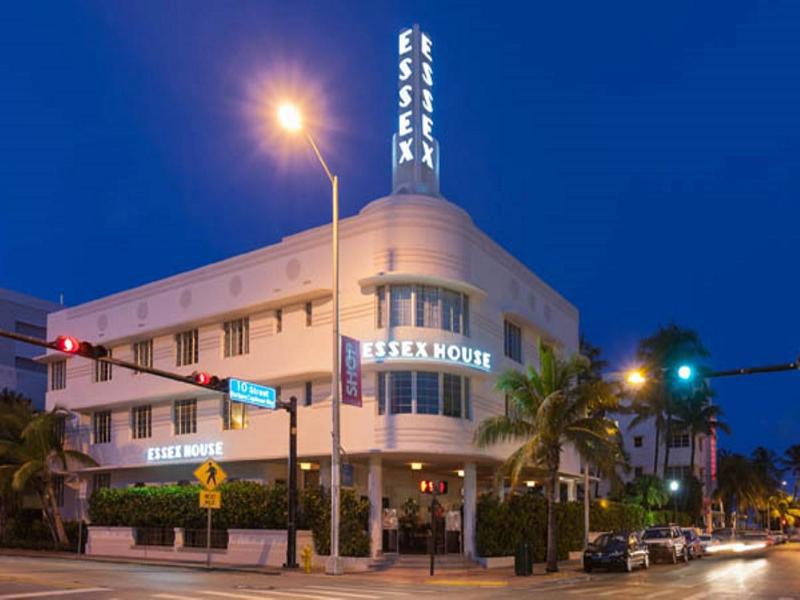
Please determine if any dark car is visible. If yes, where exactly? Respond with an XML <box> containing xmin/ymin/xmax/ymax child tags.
<box><xmin>682</xmin><ymin>528</ymin><xmax>704</xmax><ymax>559</ymax></box>
<box><xmin>583</xmin><ymin>532</ymin><xmax>650</xmax><ymax>573</ymax></box>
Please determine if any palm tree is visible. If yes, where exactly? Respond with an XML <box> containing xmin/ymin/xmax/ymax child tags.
<box><xmin>625</xmin><ymin>474</ymin><xmax>668</xmax><ymax>512</ymax></box>
<box><xmin>751</xmin><ymin>446</ymin><xmax>783</xmax><ymax>528</ymax></box>
<box><xmin>474</xmin><ymin>341</ymin><xmax>623</xmax><ymax>573</ymax></box>
<box><xmin>0</xmin><ymin>389</ymin><xmax>35</xmax><ymax>539</ymax></box>
<box><xmin>672</xmin><ymin>385</ymin><xmax>730</xmax><ymax>476</ymax></box>
<box><xmin>714</xmin><ymin>450</ymin><xmax>761</xmax><ymax>529</ymax></box>
<box><xmin>779</xmin><ymin>445</ymin><xmax>800</xmax><ymax>502</ymax></box>
<box><xmin>632</xmin><ymin>324</ymin><xmax>709</xmax><ymax>476</ymax></box>
<box><xmin>0</xmin><ymin>406</ymin><xmax>96</xmax><ymax>546</ymax></box>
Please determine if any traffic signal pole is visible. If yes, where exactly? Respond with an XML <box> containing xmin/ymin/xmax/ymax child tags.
<box><xmin>280</xmin><ymin>396</ymin><xmax>299</xmax><ymax>569</ymax></box>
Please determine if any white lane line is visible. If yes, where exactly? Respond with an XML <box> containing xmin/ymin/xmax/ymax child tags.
<box><xmin>303</xmin><ymin>587</ymin><xmax>380</xmax><ymax>599</ymax></box>
<box><xmin>201</xmin><ymin>590</ymin><xmax>347</xmax><ymax>600</ymax></box>
<box><xmin>305</xmin><ymin>587</ymin><xmax>408</xmax><ymax>597</ymax></box>
<box><xmin>0</xmin><ymin>589</ymin><xmax>111</xmax><ymax>600</ymax></box>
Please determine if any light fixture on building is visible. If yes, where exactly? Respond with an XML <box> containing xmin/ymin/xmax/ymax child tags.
<box><xmin>457</xmin><ymin>470</ymin><xmax>464</xmax><ymax>478</ymax></box>
<box><xmin>300</xmin><ymin>462</ymin><xmax>312</xmax><ymax>471</ymax></box>
<box><xmin>525</xmin><ymin>480</ymin><xmax>536</xmax><ymax>488</ymax></box>
<box><xmin>411</xmin><ymin>462</ymin><xmax>423</xmax><ymax>471</ymax></box>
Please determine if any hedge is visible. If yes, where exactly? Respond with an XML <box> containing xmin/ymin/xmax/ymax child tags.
<box><xmin>300</xmin><ymin>486</ymin><xmax>370</xmax><ymax>557</ymax></box>
<box><xmin>476</xmin><ymin>493</ymin><xmax>647</xmax><ymax>559</ymax></box>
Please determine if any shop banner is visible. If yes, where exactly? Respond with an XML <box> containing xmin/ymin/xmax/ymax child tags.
<box><xmin>341</xmin><ymin>335</ymin><xmax>362</xmax><ymax>407</ymax></box>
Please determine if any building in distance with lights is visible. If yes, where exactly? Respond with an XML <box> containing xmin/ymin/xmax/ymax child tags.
<box><xmin>44</xmin><ymin>24</ymin><xmax>584</xmax><ymax>560</ymax></box>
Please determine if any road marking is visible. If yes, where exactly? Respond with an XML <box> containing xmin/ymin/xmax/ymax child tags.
<box><xmin>304</xmin><ymin>587</ymin><xmax>410</xmax><ymax>597</ymax></box>
<box><xmin>202</xmin><ymin>590</ymin><xmax>347</xmax><ymax>600</ymax></box>
<box><xmin>566</xmin><ymin>587</ymin><xmax>610</xmax><ymax>595</ymax></box>
<box><xmin>198</xmin><ymin>593</ymin><xmax>281</xmax><ymax>600</ymax></box>
<box><xmin>0</xmin><ymin>589</ymin><xmax>111</xmax><ymax>600</ymax></box>
<box><xmin>302</xmin><ymin>587</ymin><xmax>380</xmax><ymax>598</ymax></box>
<box><xmin>645</xmin><ymin>591</ymin><xmax>677</xmax><ymax>598</ymax></box>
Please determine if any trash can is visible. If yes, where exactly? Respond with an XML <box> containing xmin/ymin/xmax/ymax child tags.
<box><xmin>514</xmin><ymin>542</ymin><xmax>533</xmax><ymax>576</ymax></box>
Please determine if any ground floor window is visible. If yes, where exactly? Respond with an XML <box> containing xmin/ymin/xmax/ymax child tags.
<box><xmin>93</xmin><ymin>472</ymin><xmax>111</xmax><ymax>492</ymax></box>
<box><xmin>376</xmin><ymin>371</ymin><xmax>472</xmax><ymax>418</ymax></box>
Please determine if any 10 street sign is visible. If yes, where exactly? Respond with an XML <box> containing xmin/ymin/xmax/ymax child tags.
<box><xmin>228</xmin><ymin>378</ymin><xmax>276</xmax><ymax>409</ymax></box>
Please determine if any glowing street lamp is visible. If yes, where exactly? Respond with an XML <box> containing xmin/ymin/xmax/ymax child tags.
<box><xmin>626</xmin><ymin>370</ymin><xmax>646</xmax><ymax>386</ymax></box>
<box><xmin>277</xmin><ymin>102</ymin><xmax>342</xmax><ymax>576</ymax></box>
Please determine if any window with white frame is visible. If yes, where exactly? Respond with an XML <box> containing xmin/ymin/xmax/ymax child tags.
<box><xmin>131</xmin><ymin>405</ymin><xmax>152</xmax><ymax>439</ymax></box>
<box><xmin>94</xmin><ymin>349</ymin><xmax>113</xmax><ymax>382</ymax></box>
<box><xmin>504</xmin><ymin>320</ymin><xmax>522</xmax><ymax>362</ymax></box>
<box><xmin>93</xmin><ymin>411</ymin><xmax>111</xmax><ymax>444</ymax></box>
<box><xmin>377</xmin><ymin>285</ymin><xmax>470</xmax><ymax>334</ymax></box>
<box><xmin>175</xmin><ymin>329</ymin><xmax>199</xmax><ymax>366</ymax></box>
<box><xmin>174</xmin><ymin>399</ymin><xmax>197</xmax><ymax>435</ymax></box>
<box><xmin>667</xmin><ymin>433</ymin><xmax>690</xmax><ymax>448</ymax></box>
<box><xmin>50</xmin><ymin>360</ymin><xmax>66</xmax><ymax>391</ymax></box>
<box><xmin>389</xmin><ymin>285</ymin><xmax>413</xmax><ymax>327</ymax></box>
<box><xmin>376</xmin><ymin>371</ymin><xmax>472</xmax><ymax>418</ymax></box>
<box><xmin>223</xmin><ymin>318</ymin><xmax>249</xmax><ymax>358</ymax></box>
<box><xmin>133</xmin><ymin>339</ymin><xmax>153</xmax><ymax>372</ymax></box>
<box><xmin>222</xmin><ymin>396</ymin><xmax>248</xmax><ymax>430</ymax></box>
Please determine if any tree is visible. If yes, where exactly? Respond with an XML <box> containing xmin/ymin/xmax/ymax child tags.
<box><xmin>474</xmin><ymin>341</ymin><xmax>623</xmax><ymax>572</ymax></box>
<box><xmin>625</xmin><ymin>474</ymin><xmax>668</xmax><ymax>512</ymax></box>
<box><xmin>672</xmin><ymin>385</ymin><xmax>730</xmax><ymax>475</ymax></box>
<box><xmin>751</xmin><ymin>446</ymin><xmax>783</xmax><ymax>528</ymax></box>
<box><xmin>0</xmin><ymin>406</ymin><xmax>97</xmax><ymax>546</ymax></box>
<box><xmin>0</xmin><ymin>389</ymin><xmax>35</xmax><ymax>539</ymax></box>
<box><xmin>631</xmin><ymin>324</ymin><xmax>709</xmax><ymax>476</ymax></box>
<box><xmin>779</xmin><ymin>445</ymin><xmax>800</xmax><ymax>502</ymax></box>
<box><xmin>714</xmin><ymin>450</ymin><xmax>761</xmax><ymax>529</ymax></box>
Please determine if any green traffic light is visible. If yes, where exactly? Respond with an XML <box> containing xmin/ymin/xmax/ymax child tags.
<box><xmin>677</xmin><ymin>365</ymin><xmax>693</xmax><ymax>380</ymax></box>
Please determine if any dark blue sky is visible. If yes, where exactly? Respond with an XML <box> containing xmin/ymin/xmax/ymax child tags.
<box><xmin>1</xmin><ymin>1</ymin><xmax>797</xmax><ymax>465</ymax></box>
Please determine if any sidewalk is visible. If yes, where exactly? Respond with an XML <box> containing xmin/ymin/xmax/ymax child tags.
<box><xmin>0</xmin><ymin>548</ymin><xmax>589</xmax><ymax>588</ymax></box>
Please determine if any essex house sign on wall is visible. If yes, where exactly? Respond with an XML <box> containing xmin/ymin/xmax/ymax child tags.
<box><xmin>361</xmin><ymin>340</ymin><xmax>492</xmax><ymax>373</ymax></box>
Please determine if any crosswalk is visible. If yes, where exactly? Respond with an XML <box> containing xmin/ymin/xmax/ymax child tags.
<box><xmin>151</xmin><ymin>583</ymin><xmax>439</xmax><ymax>600</ymax></box>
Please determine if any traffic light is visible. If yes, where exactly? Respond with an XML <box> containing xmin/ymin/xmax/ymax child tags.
<box><xmin>419</xmin><ymin>479</ymin><xmax>448</xmax><ymax>495</ymax></box>
<box><xmin>51</xmin><ymin>335</ymin><xmax>108</xmax><ymax>358</ymax></box>
<box><xmin>53</xmin><ymin>336</ymin><xmax>80</xmax><ymax>353</ymax></box>
<box><xmin>677</xmin><ymin>364</ymin><xmax>693</xmax><ymax>380</ymax></box>
<box><xmin>189</xmin><ymin>372</ymin><xmax>228</xmax><ymax>392</ymax></box>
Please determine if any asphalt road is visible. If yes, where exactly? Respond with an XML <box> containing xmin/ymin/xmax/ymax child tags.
<box><xmin>0</xmin><ymin>545</ymin><xmax>798</xmax><ymax>599</ymax></box>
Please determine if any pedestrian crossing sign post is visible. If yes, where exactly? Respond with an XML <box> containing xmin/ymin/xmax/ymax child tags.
<box><xmin>199</xmin><ymin>490</ymin><xmax>221</xmax><ymax>509</ymax></box>
<box><xmin>194</xmin><ymin>458</ymin><xmax>227</xmax><ymax>491</ymax></box>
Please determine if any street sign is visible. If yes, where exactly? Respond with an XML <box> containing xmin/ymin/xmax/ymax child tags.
<box><xmin>199</xmin><ymin>490</ymin><xmax>221</xmax><ymax>509</ymax></box>
<box><xmin>228</xmin><ymin>378</ymin><xmax>277</xmax><ymax>409</ymax></box>
<box><xmin>194</xmin><ymin>458</ymin><xmax>227</xmax><ymax>491</ymax></box>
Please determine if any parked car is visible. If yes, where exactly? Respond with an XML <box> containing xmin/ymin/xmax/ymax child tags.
<box><xmin>583</xmin><ymin>531</ymin><xmax>650</xmax><ymax>573</ymax></box>
<box><xmin>769</xmin><ymin>530</ymin><xmax>788</xmax><ymax>545</ymax></box>
<box><xmin>642</xmin><ymin>525</ymin><xmax>689</xmax><ymax>564</ymax></box>
<box><xmin>682</xmin><ymin>528</ymin><xmax>704</xmax><ymax>559</ymax></box>
<box><xmin>698</xmin><ymin>533</ymin><xmax>718</xmax><ymax>552</ymax></box>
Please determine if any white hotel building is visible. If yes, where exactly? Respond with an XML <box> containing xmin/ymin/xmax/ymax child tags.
<box><xmin>43</xmin><ymin>25</ymin><xmax>583</xmax><ymax>559</ymax></box>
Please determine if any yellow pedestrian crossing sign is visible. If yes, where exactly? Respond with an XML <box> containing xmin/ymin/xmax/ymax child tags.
<box><xmin>199</xmin><ymin>490</ymin><xmax>221</xmax><ymax>509</ymax></box>
<box><xmin>194</xmin><ymin>459</ymin><xmax>227</xmax><ymax>491</ymax></box>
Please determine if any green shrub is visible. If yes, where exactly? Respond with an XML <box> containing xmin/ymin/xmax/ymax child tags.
<box><xmin>300</xmin><ymin>487</ymin><xmax>370</xmax><ymax>557</ymax></box>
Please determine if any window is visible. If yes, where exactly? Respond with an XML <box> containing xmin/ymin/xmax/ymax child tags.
<box><xmin>131</xmin><ymin>405</ymin><xmax>152</xmax><ymax>439</ymax></box>
<box><xmin>390</xmin><ymin>285</ymin><xmax>413</xmax><ymax>326</ymax></box>
<box><xmin>389</xmin><ymin>371</ymin><xmax>412</xmax><ymax>414</ymax></box>
<box><xmin>376</xmin><ymin>286</ymin><xmax>386</xmax><ymax>328</ymax></box>
<box><xmin>54</xmin><ymin>417</ymin><xmax>66</xmax><ymax>446</ymax></box>
<box><xmin>634</xmin><ymin>436</ymin><xmax>643</xmax><ymax>448</ymax></box>
<box><xmin>416</xmin><ymin>372</ymin><xmax>439</xmax><ymax>414</ymax></box>
<box><xmin>304</xmin><ymin>381</ymin><xmax>313</xmax><ymax>407</ymax></box>
<box><xmin>94</xmin><ymin>349</ymin><xmax>112</xmax><ymax>382</ymax></box>
<box><xmin>15</xmin><ymin>356</ymin><xmax>46</xmax><ymax>374</ymax></box>
<box><xmin>53</xmin><ymin>475</ymin><xmax>65</xmax><ymax>507</ymax></box>
<box><xmin>222</xmin><ymin>396</ymin><xmax>247</xmax><ymax>430</ymax></box>
<box><xmin>15</xmin><ymin>320</ymin><xmax>46</xmax><ymax>339</ymax></box>
<box><xmin>464</xmin><ymin>378</ymin><xmax>472</xmax><ymax>420</ymax></box>
<box><xmin>665</xmin><ymin>466</ymin><xmax>691</xmax><ymax>480</ymax></box>
<box><xmin>93</xmin><ymin>411</ymin><xmax>111</xmax><ymax>444</ymax></box>
<box><xmin>443</xmin><ymin>373</ymin><xmax>462</xmax><ymax>417</ymax></box>
<box><xmin>223</xmin><ymin>318</ymin><xmax>250</xmax><ymax>357</ymax></box>
<box><xmin>305</xmin><ymin>302</ymin><xmax>313</xmax><ymax>327</ymax></box>
<box><xmin>275</xmin><ymin>309</ymin><xmax>283</xmax><ymax>334</ymax></box>
<box><xmin>634</xmin><ymin>466</ymin><xmax>644</xmax><ymax>478</ymax></box>
<box><xmin>377</xmin><ymin>373</ymin><xmax>386</xmax><ymax>415</ymax></box>
<box><xmin>416</xmin><ymin>286</ymin><xmax>441</xmax><ymax>330</ymax></box>
<box><xmin>504</xmin><ymin>320</ymin><xmax>522</xmax><ymax>362</ymax></box>
<box><xmin>175</xmin><ymin>329</ymin><xmax>199</xmax><ymax>366</ymax></box>
<box><xmin>440</xmin><ymin>288</ymin><xmax>464</xmax><ymax>334</ymax></box>
<box><xmin>133</xmin><ymin>339</ymin><xmax>153</xmax><ymax>372</ymax></box>
<box><xmin>275</xmin><ymin>386</ymin><xmax>282</xmax><ymax>404</ymax></box>
<box><xmin>92</xmin><ymin>472</ymin><xmax>111</xmax><ymax>492</ymax></box>
<box><xmin>667</xmin><ymin>433</ymin><xmax>690</xmax><ymax>448</ymax></box>
<box><xmin>174</xmin><ymin>399</ymin><xmax>197</xmax><ymax>435</ymax></box>
<box><xmin>50</xmin><ymin>360</ymin><xmax>66</xmax><ymax>391</ymax></box>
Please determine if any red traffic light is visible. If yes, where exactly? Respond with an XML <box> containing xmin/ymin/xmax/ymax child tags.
<box><xmin>419</xmin><ymin>480</ymin><xmax>448</xmax><ymax>495</ymax></box>
<box><xmin>191</xmin><ymin>371</ymin><xmax>221</xmax><ymax>389</ymax></box>
<box><xmin>54</xmin><ymin>335</ymin><xmax>81</xmax><ymax>354</ymax></box>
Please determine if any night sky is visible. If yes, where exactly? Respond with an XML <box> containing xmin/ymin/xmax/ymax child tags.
<box><xmin>1</xmin><ymin>2</ymin><xmax>797</xmax><ymax>471</ymax></box>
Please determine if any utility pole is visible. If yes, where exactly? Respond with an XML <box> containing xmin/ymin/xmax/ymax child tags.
<box><xmin>282</xmin><ymin>396</ymin><xmax>299</xmax><ymax>569</ymax></box>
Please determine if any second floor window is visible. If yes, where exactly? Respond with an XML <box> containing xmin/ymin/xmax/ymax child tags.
<box><xmin>131</xmin><ymin>405</ymin><xmax>152</xmax><ymax>439</ymax></box>
<box><xmin>667</xmin><ymin>433</ymin><xmax>690</xmax><ymax>448</ymax></box>
<box><xmin>94</xmin><ymin>350</ymin><xmax>113</xmax><ymax>383</ymax></box>
<box><xmin>175</xmin><ymin>330</ymin><xmax>199</xmax><ymax>366</ymax></box>
<box><xmin>222</xmin><ymin>396</ymin><xmax>247</xmax><ymax>430</ymax></box>
<box><xmin>377</xmin><ymin>284</ymin><xmax>470</xmax><ymax>334</ymax></box>
<box><xmin>376</xmin><ymin>371</ymin><xmax>472</xmax><ymax>418</ymax></box>
<box><xmin>133</xmin><ymin>339</ymin><xmax>153</xmax><ymax>371</ymax></box>
<box><xmin>51</xmin><ymin>360</ymin><xmax>66</xmax><ymax>391</ymax></box>
<box><xmin>93</xmin><ymin>411</ymin><xmax>111</xmax><ymax>444</ymax></box>
<box><xmin>504</xmin><ymin>320</ymin><xmax>522</xmax><ymax>362</ymax></box>
<box><xmin>634</xmin><ymin>436</ymin><xmax>643</xmax><ymax>448</ymax></box>
<box><xmin>174</xmin><ymin>399</ymin><xmax>197</xmax><ymax>435</ymax></box>
<box><xmin>223</xmin><ymin>318</ymin><xmax>249</xmax><ymax>358</ymax></box>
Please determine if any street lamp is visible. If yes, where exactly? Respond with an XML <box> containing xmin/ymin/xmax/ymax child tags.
<box><xmin>277</xmin><ymin>102</ymin><xmax>343</xmax><ymax>576</ymax></box>
<box><xmin>669</xmin><ymin>480</ymin><xmax>680</xmax><ymax>523</ymax></box>
<box><xmin>625</xmin><ymin>370</ymin><xmax>647</xmax><ymax>386</ymax></box>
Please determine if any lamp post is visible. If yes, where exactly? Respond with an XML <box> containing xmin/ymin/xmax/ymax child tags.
<box><xmin>278</xmin><ymin>103</ymin><xmax>343</xmax><ymax>575</ymax></box>
<box><xmin>669</xmin><ymin>480</ymin><xmax>680</xmax><ymax>523</ymax></box>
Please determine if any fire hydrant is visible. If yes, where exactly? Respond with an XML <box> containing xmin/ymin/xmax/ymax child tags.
<box><xmin>301</xmin><ymin>544</ymin><xmax>313</xmax><ymax>574</ymax></box>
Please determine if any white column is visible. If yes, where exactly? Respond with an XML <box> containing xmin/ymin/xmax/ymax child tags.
<box><xmin>463</xmin><ymin>462</ymin><xmax>477</xmax><ymax>559</ymax></box>
<box><xmin>567</xmin><ymin>480</ymin><xmax>577</xmax><ymax>502</ymax></box>
<box><xmin>368</xmin><ymin>455</ymin><xmax>383</xmax><ymax>558</ymax></box>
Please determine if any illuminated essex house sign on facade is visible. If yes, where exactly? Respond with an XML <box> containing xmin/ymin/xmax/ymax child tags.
<box><xmin>43</xmin><ymin>24</ymin><xmax>581</xmax><ymax>563</ymax></box>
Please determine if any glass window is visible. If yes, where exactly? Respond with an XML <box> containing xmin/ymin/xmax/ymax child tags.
<box><xmin>389</xmin><ymin>371</ymin><xmax>412</xmax><ymax>414</ymax></box>
<box><xmin>51</xmin><ymin>360</ymin><xmax>66</xmax><ymax>391</ymax></box>
<box><xmin>133</xmin><ymin>339</ymin><xmax>153</xmax><ymax>372</ymax></box>
<box><xmin>92</xmin><ymin>472</ymin><xmax>111</xmax><ymax>492</ymax></box>
<box><xmin>443</xmin><ymin>373</ymin><xmax>462</xmax><ymax>417</ymax></box>
<box><xmin>131</xmin><ymin>405</ymin><xmax>152</xmax><ymax>439</ymax></box>
<box><xmin>634</xmin><ymin>436</ymin><xmax>643</xmax><ymax>448</ymax></box>
<box><xmin>175</xmin><ymin>330</ymin><xmax>199</xmax><ymax>366</ymax></box>
<box><xmin>304</xmin><ymin>381</ymin><xmax>312</xmax><ymax>407</ymax></box>
<box><xmin>94</xmin><ymin>349</ymin><xmax>112</xmax><ymax>382</ymax></box>
<box><xmin>376</xmin><ymin>286</ymin><xmax>386</xmax><ymax>328</ymax></box>
<box><xmin>441</xmin><ymin>288</ymin><xmax>462</xmax><ymax>334</ymax></box>
<box><xmin>390</xmin><ymin>286</ymin><xmax>413</xmax><ymax>326</ymax></box>
<box><xmin>504</xmin><ymin>320</ymin><xmax>522</xmax><ymax>362</ymax></box>
<box><xmin>464</xmin><ymin>377</ymin><xmax>472</xmax><ymax>420</ymax></box>
<box><xmin>174</xmin><ymin>399</ymin><xmax>197</xmax><ymax>435</ymax></box>
<box><xmin>416</xmin><ymin>286</ymin><xmax>441</xmax><ymax>330</ymax></box>
<box><xmin>416</xmin><ymin>372</ymin><xmax>439</xmax><ymax>414</ymax></box>
<box><xmin>223</xmin><ymin>318</ymin><xmax>250</xmax><ymax>357</ymax></box>
<box><xmin>223</xmin><ymin>396</ymin><xmax>247</xmax><ymax>430</ymax></box>
<box><xmin>93</xmin><ymin>411</ymin><xmax>111</xmax><ymax>444</ymax></box>
<box><xmin>377</xmin><ymin>372</ymin><xmax>386</xmax><ymax>415</ymax></box>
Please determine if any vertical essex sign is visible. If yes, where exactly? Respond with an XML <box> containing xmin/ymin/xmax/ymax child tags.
<box><xmin>341</xmin><ymin>336</ymin><xmax>362</xmax><ymax>407</ymax></box>
<box><xmin>392</xmin><ymin>24</ymin><xmax>440</xmax><ymax>197</ymax></box>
